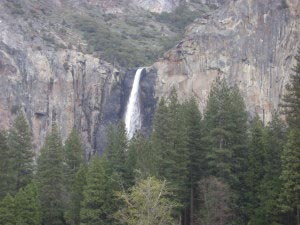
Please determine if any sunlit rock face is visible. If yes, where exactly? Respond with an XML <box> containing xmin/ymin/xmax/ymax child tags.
<box><xmin>153</xmin><ymin>0</ymin><xmax>300</xmax><ymax>122</ymax></box>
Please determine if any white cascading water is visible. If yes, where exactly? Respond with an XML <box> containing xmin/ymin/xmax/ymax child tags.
<box><xmin>125</xmin><ymin>68</ymin><xmax>144</xmax><ymax>139</ymax></box>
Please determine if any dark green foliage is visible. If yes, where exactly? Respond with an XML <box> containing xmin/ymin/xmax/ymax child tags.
<box><xmin>0</xmin><ymin>130</ymin><xmax>11</xmax><ymax>199</ymax></box>
<box><xmin>64</xmin><ymin>128</ymin><xmax>85</xmax><ymax>224</ymax></box>
<box><xmin>0</xmin><ymin>194</ymin><xmax>15</xmax><ymax>225</ymax></box>
<box><xmin>80</xmin><ymin>156</ymin><xmax>118</xmax><ymax>225</ymax></box>
<box><xmin>281</xmin><ymin>48</ymin><xmax>300</xmax><ymax>128</ymax></box>
<box><xmin>8</xmin><ymin>112</ymin><xmax>34</xmax><ymax>194</ymax></box>
<box><xmin>182</xmin><ymin>97</ymin><xmax>204</xmax><ymax>223</ymax></box>
<box><xmin>64</xmin><ymin>128</ymin><xmax>85</xmax><ymax>187</ymax></box>
<box><xmin>203</xmin><ymin>79</ymin><xmax>248</xmax><ymax>187</ymax></box>
<box><xmin>65</xmin><ymin>165</ymin><xmax>87</xmax><ymax>225</ymax></box>
<box><xmin>202</xmin><ymin>79</ymin><xmax>249</xmax><ymax>224</ymax></box>
<box><xmin>252</xmin><ymin>113</ymin><xmax>286</xmax><ymax>225</ymax></box>
<box><xmin>155</xmin><ymin>5</ymin><xmax>202</xmax><ymax>33</ymax></box>
<box><xmin>37</xmin><ymin>124</ymin><xmax>65</xmax><ymax>225</ymax></box>
<box><xmin>244</xmin><ymin>116</ymin><xmax>268</xmax><ymax>222</ymax></box>
<box><xmin>279</xmin><ymin>128</ymin><xmax>300</xmax><ymax>224</ymax></box>
<box><xmin>15</xmin><ymin>183</ymin><xmax>41</xmax><ymax>225</ymax></box>
<box><xmin>152</xmin><ymin>89</ymin><xmax>189</xmax><ymax>212</ymax></box>
<box><xmin>105</xmin><ymin>122</ymin><xmax>128</xmax><ymax>188</ymax></box>
<box><xmin>133</xmin><ymin>134</ymin><xmax>157</xmax><ymax>179</ymax></box>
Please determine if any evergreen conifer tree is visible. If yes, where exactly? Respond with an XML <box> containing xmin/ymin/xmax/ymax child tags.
<box><xmin>0</xmin><ymin>130</ymin><xmax>12</xmax><ymax>199</ymax></box>
<box><xmin>105</xmin><ymin>122</ymin><xmax>128</xmax><ymax>188</ymax></box>
<box><xmin>281</xmin><ymin>48</ymin><xmax>300</xmax><ymax>128</ymax></box>
<box><xmin>65</xmin><ymin>165</ymin><xmax>87</xmax><ymax>225</ymax></box>
<box><xmin>279</xmin><ymin>129</ymin><xmax>300</xmax><ymax>225</ymax></box>
<box><xmin>8</xmin><ymin>112</ymin><xmax>34</xmax><ymax>193</ymax></box>
<box><xmin>64</xmin><ymin>128</ymin><xmax>85</xmax><ymax>224</ymax></box>
<box><xmin>64</xmin><ymin>128</ymin><xmax>85</xmax><ymax>189</ymax></box>
<box><xmin>182</xmin><ymin>97</ymin><xmax>204</xmax><ymax>224</ymax></box>
<box><xmin>253</xmin><ymin>113</ymin><xmax>286</xmax><ymax>225</ymax></box>
<box><xmin>151</xmin><ymin>89</ymin><xmax>189</xmax><ymax>219</ymax></box>
<box><xmin>0</xmin><ymin>193</ymin><xmax>15</xmax><ymax>225</ymax></box>
<box><xmin>15</xmin><ymin>183</ymin><xmax>41</xmax><ymax>225</ymax></box>
<box><xmin>37</xmin><ymin>123</ymin><xmax>65</xmax><ymax>225</ymax></box>
<box><xmin>80</xmin><ymin>155</ymin><xmax>118</xmax><ymax>225</ymax></box>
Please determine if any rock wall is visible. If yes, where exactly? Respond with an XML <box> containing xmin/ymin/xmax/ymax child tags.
<box><xmin>154</xmin><ymin>0</ymin><xmax>300</xmax><ymax>122</ymax></box>
<box><xmin>0</xmin><ymin>10</ymin><xmax>120</xmax><ymax>155</ymax></box>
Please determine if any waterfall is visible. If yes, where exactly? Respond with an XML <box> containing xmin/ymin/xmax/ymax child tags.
<box><xmin>125</xmin><ymin>68</ymin><xmax>144</xmax><ymax>139</ymax></box>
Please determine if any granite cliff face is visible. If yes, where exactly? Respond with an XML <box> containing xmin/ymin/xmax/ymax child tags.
<box><xmin>154</xmin><ymin>0</ymin><xmax>300</xmax><ymax>122</ymax></box>
<box><xmin>0</xmin><ymin>0</ymin><xmax>299</xmax><ymax>154</ymax></box>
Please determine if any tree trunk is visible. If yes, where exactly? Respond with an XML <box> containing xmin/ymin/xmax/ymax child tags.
<box><xmin>190</xmin><ymin>187</ymin><xmax>194</xmax><ymax>225</ymax></box>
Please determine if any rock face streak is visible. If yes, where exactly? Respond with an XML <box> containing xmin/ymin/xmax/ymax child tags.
<box><xmin>154</xmin><ymin>0</ymin><xmax>300</xmax><ymax>121</ymax></box>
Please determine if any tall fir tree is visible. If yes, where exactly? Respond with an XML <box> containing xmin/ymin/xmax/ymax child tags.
<box><xmin>151</xmin><ymin>89</ymin><xmax>189</xmax><ymax>220</ymax></box>
<box><xmin>37</xmin><ymin>123</ymin><xmax>65</xmax><ymax>225</ymax></box>
<box><xmin>64</xmin><ymin>128</ymin><xmax>85</xmax><ymax>224</ymax></box>
<box><xmin>15</xmin><ymin>183</ymin><xmax>41</xmax><ymax>225</ymax></box>
<box><xmin>105</xmin><ymin>122</ymin><xmax>128</xmax><ymax>188</ymax></box>
<box><xmin>8</xmin><ymin>112</ymin><xmax>34</xmax><ymax>194</ymax></box>
<box><xmin>134</xmin><ymin>134</ymin><xmax>156</xmax><ymax>179</ymax></box>
<box><xmin>0</xmin><ymin>193</ymin><xmax>15</xmax><ymax>225</ymax></box>
<box><xmin>252</xmin><ymin>113</ymin><xmax>286</xmax><ymax>225</ymax></box>
<box><xmin>65</xmin><ymin>165</ymin><xmax>87</xmax><ymax>225</ymax></box>
<box><xmin>279</xmin><ymin>128</ymin><xmax>300</xmax><ymax>225</ymax></box>
<box><xmin>281</xmin><ymin>48</ymin><xmax>300</xmax><ymax>128</ymax></box>
<box><xmin>244</xmin><ymin>116</ymin><xmax>268</xmax><ymax>224</ymax></box>
<box><xmin>203</xmin><ymin>79</ymin><xmax>248</xmax><ymax>186</ymax></box>
<box><xmin>64</xmin><ymin>128</ymin><xmax>85</xmax><ymax>189</ymax></box>
<box><xmin>202</xmin><ymin>79</ymin><xmax>248</xmax><ymax>224</ymax></box>
<box><xmin>80</xmin><ymin>155</ymin><xmax>118</xmax><ymax>225</ymax></box>
<box><xmin>182</xmin><ymin>97</ymin><xmax>204</xmax><ymax>224</ymax></box>
<box><xmin>280</xmin><ymin>48</ymin><xmax>300</xmax><ymax>225</ymax></box>
<box><xmin>0</xmin><ymin>130</ymin><xmax>12</xmax><ymax>199</ymax></box>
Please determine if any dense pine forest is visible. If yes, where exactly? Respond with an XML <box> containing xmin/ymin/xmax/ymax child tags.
<box><xmin>0</xmin><ymin>51</ymin><xmax>299</xmax><ymax>225</ymax></box>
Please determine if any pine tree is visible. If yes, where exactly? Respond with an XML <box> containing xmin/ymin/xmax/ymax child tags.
<box><xmin>182</xmin><ymin>97</ymin><xmax>204</xmax><ymax>224</ymax></box>
<box><xmin>80</xmin><ymin>155</ymin><xmax>118</xmax><ymax>225</ymax></box>
<box><xmin>37</xmin><ymin>123</ymin><xmax>65</xmax><ymax>225</ymax></box>
<box><xmin>8</xmin><ymin>112</ymin><xmax>34</xmax><ymax>193</ymax></box>
<box><xmin>0</xmin><ymin>193</ymin><xmax>15</xmax><ymax>225</ymax></box>
<box><xmin>203</xmin><ymin>79</ymin><xmax>248</xmax><ymax>186</ymax></box>
<box><xmin>64</xmin><ymin>128</ymin><xmax>85</xmax><ymax>224</ymax></box>
<box><xmin>202</xmin><ymin>79</ymin><xmax>248</xmax><ymax>224</ymax></box>
<box><xmin>253</xmin><ymin>113</ymin><xmax>286</xmax><ymax>225</ymax></box>
<box><xmin>105</xmin><ymin>122</ymin><xmax>128</xmax><ymax>188</ymax></box>
<box><xmin>244</xmin><ymin>116</ymin><xmax>268</xmax><ymax>224</ymax></box>
<box><xmin>280</xmin><ymin>48</ymin><xmax>300</xmax><ymax>225</ymax></box>
<box><xmin>15</xmin><ymin>183</ymin><xmax>41</xmax><ymax>225</ymax></box>
<box><xmin>64</xmin><ymin>128</ymin><xmax>85</xmax><ymax>190</ymax></box>
<box><xmin>0</xmin><ymin>130</ymin><xmax>12</xmax><ymax>199</ymax></box>
<box><xmin>151</xmin><ymin>89</ymin><xmax>189</xmax><ymax>219</ymax></box>
<box><xmin>281</xmin><ymin>48</ymin><xmax>300</xmax><ymax>128</ymax></box>
<box><xmin>134</xmin><ymin>134</ymin><xmax>156</xmax><ymax>179</ymax></box>
<box><xmin>279</xmin><ymin>128</ymin><xmax>300</xmax><ymax>225</ymax></box>
<box><xmin>65</xmin><ymin>165</ymin><xmax>87</xmax><ymax>225</ymax></box>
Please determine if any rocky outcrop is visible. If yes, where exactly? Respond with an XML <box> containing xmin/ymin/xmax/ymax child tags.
<box><xmin>0</xmin><ymin>7</ymin><xmax>120</xmax><ymax>155</ymax></box>
<box><xmin>154</xmin><ymin>0</ymin><xmax>300</xmax><ymax>122</ymax></box>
